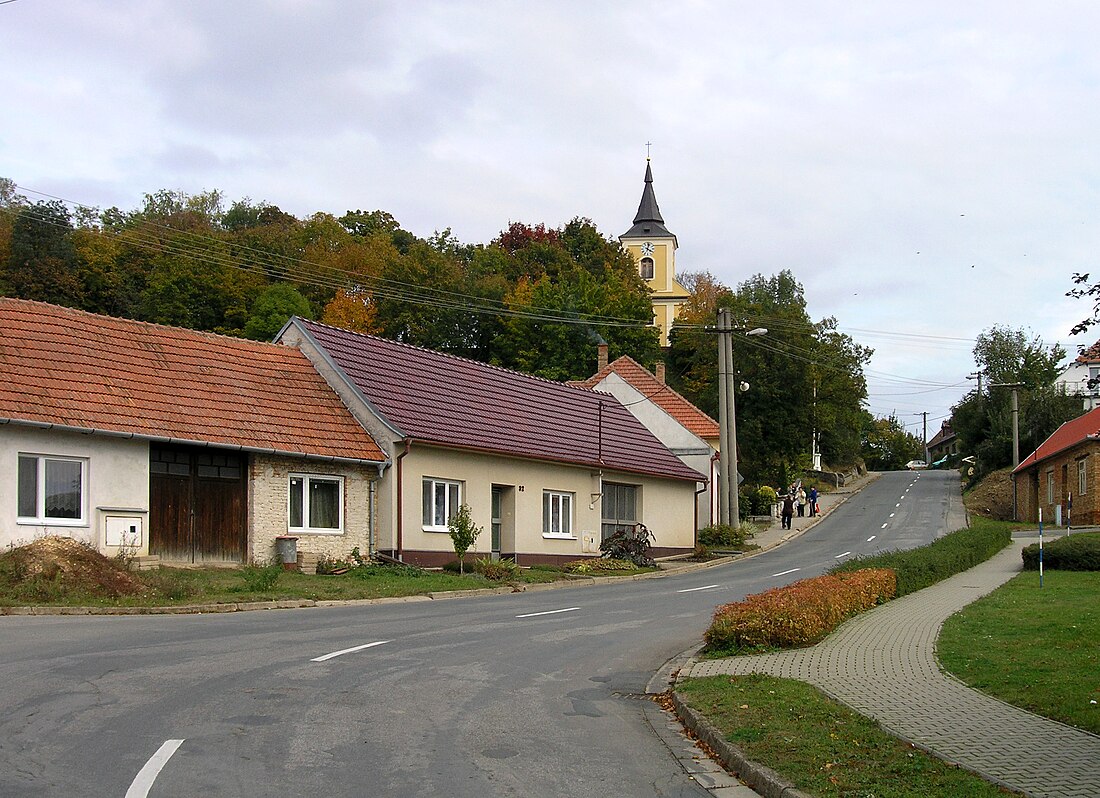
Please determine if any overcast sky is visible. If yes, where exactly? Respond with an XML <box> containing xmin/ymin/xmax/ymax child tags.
<box><xmin>4</xmin><ymin>1</ymin><xmax>1099</xmax><ymax>442</ymax></box>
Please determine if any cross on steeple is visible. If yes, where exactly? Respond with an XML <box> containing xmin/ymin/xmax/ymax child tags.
<box><xmin>645</xmin><ymin>141</ymin><xmax>652</xmax><ymax>161</ymax></box>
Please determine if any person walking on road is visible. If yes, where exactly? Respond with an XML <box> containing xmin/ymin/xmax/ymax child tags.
<box><xmin>796</xmin><ymin>487</ymin><xmax>806</xmax><ymax>517</ymax></box>
<box><xmin>781</xmin><ymin>493</ymin><xmax>794</xmax><ymax>529</ymax></box>
<box><xmin>808</xmin><ymin>486</ymin><xmax>818</xmax><ymax>517</ymax></box>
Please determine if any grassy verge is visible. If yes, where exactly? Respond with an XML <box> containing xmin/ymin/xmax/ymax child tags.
<box><xmin>938</xmin><ymin>568</ymin><xmax>1100</xmax><ymax>734</ymax></box>
<box><xmin>677</xmin><ymin>674</ymin><xmax>1020</xmax><ymax>797</ymax></box>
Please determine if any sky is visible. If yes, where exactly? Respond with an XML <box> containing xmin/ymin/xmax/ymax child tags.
<box><xmin>4</xmin><ymin>1</ymin><xmax>1100</xmax><ymax>443</ymax></box>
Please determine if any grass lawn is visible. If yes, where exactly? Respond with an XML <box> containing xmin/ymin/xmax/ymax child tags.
<box><xmin>938</xmin><ymin>568</ymin><xmax>1100</xmax><ymax>734</ymax></box>
<box><xmin>677</xmin><ymin>674</ymin><xmax>1020</xmax><ymax>797</ymax></box>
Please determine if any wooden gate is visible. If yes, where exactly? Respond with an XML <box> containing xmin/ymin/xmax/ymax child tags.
<box><xmin>150</xmin><ymin>444</ymin><xmax>248</xmax><ymax>564</ymax></box>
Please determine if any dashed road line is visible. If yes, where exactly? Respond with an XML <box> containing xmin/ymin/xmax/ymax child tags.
<box><xmin>889</xmin><ymin>512</ymin><xmax>895</xmax><ymax>518</ymax></box>
<box><xmin>881</xmin><ymin>522</ymin><xmax>888</xmax><ymax>529</ymax></box>
<box><xmin>677</xmin><ymin>584</ymin><xmax>719</xmax><ymax>593</ymax></box>
<box><xmin>311</xmin><ymin>640</ymin><xmax>389</xmax><ymax>662</ymax></box>
<box><xmin>835</xmin><ymin>551</ymin><xmax>852</xmax><ymax>559</ymax></box>
<box><xmin>125</xmin><ymin>739</ymin><xmax>184</xmax><ymax>798</ymax></box>
<box><xmin>771</xmin><ymin>568</ymin><xmax>801</xmax><ymax>577</ymax></box>
<box><xmin>867</xmin><ymin>535</ymin><xmax>877</xmax><ymax>542</ymax></box>
<box><xmin>516</xmin><ymin>607</ymin><xmax>580</xmax><ymax>619</ymax></box>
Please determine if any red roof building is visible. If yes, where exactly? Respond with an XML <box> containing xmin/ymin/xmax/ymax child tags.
<box><xmin>1013</xmin><ymin>406</ymin><xmax>1100</xmax><ymax>525</ymax></box>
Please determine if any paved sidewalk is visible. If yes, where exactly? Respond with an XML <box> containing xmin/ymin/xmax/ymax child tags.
<box><xmin>684</xmin><ymin>534</ymin><xmax>1100</xmax><ymax>798</ymax></box>
<box><xmin>747</xmin><ymin>472</ymin><xmax>881</xmax><ymax>554</ymax></box>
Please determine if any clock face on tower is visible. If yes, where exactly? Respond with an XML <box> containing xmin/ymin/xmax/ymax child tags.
<box><xmin>640</xmin><ymin>241</ymin><xmax>654</xmax><ymax>256</ymax></box>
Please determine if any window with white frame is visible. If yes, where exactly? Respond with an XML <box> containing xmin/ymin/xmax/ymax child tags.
<box><xmin>422</xmin><ymin>478</ymin><xmax>461</xmax><ymax>531</ymax></box>
<box><xmin>1079</xmin><ymin>458</ymin><xmax>1088</xmax><ymax>496</ymax></box>
<box><xmin>17</xmin><ymin>454</ymin><xmax>86</xmax><ymax>525</ymax></box>
<box><xmin>1047</xmin><ymin>471</ymin><xmax>1055</xmax><ymax>504</ymax></box>
<box><xmin>289</xmin><ymin>474</ymin><xmax>344</xmax><ymax>533</ymax></box>
<box><xmin>543</xmin><ymin>490</ymin><xmax>574</xmax><ymax>538</ymax></box>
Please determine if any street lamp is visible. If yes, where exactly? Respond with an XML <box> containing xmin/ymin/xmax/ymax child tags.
<box><xmin>716</xmin><ymin>307</ymin><xmax>767</xmax><ymax>528</ymax></box>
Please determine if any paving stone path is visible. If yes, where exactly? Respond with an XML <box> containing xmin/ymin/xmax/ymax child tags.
<box><xmin>684</xmin><ymin>536</ymin><xmax>1100</xmax><ymax>798</ymax></box>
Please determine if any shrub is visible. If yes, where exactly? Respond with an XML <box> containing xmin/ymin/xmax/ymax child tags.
<box><xmin>1021</xmin><ymin>532</ymin><xmax>1100</xmax><ymax>571</ymax></box>
<box><xmin>738</xmin><ymin>485</ymin><xmax>777</xmax><ymax>516</ymax></box>
<box><xmin>829</xmin><ymin>518</ymin><xmax>1012</xmax><ymax>596</ymax></box>
<box><xmin>472</xmin><ymin>556</ymin><xmax>520</xmax><ymax>581</ymax></box>
<box><xmin>698</xmin><ymin>524</ymin><xmax>751</xmax><ymax>549</ymax></box>
<box><xmin>237</xmin><ymin>562</ymin><xmax>281</xmax><ymax>592</ymax></box>
<box><xmin>448</xmin><ymin>504</ymin><xmax>483</xmax><ymax>574</ymax></box>
<box><xmin>704</xmin><ymin>568</ymin><xmax>896</xmax><ymax>654</ymax></box>
<box><xmin>565</xmin><ymin>557</ymin><xmax>639</xmax><ymax>574</ymax></box>
<box><xmin>600</xmin><ymin>524</ymin><xmax>655</xmax><ymax>567</ymax></box>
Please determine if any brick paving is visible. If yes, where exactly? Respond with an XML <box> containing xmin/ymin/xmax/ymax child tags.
<box><xmin>685</xmin><ymin>536</ymin><xmax>1100</xmax><ymax>798</ymax></box>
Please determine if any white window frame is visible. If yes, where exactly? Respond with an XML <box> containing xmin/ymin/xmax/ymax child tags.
<box><xmin>288</xmin><ymin>473</ymin><xmax>345</xmax><ymax>534</ymax></box>
<box><xmin>1078</xmin><ymin>458</ymin><xmax>1088</xmax><ymax>497</ymax></box>
<box><xmin>17</xmin><ymin>454</ymin><xmax>88</xmax><ymax>526</ymax></box>
<box><xmin>543</xmin><ymin>490</ymin><xmax>575</xmax><ymax>539</ymax></box>
<box><xmin>422</xmin><ymin>478</ymin><xmax>461</xmax><ymax>533</ymax></box>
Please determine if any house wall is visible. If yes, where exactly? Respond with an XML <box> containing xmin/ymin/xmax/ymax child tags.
<box><xmin>1014</xmin><ymin>442</ymin><xmax>1100</xmax><ymax>526</ymax></box>
<box><xmin>392</xmin><ymin>444</ymin><xmax>698</xmax><ymax>566</ymax></box>
<box><xmin>1055</xmin><ymin>361</ymin><xmax>1100</xmax><ymax>410</ymax></box>
<box><xmin>0</xmin><ymin>425</ymin><xmax>150</xmax><ymax>555</ymax></box>
<box><xmin>588</xmin><ymin>373</ymin><xmax>714</xmax><ymax>528</ymax></box>
<box><xmin>248</xmin><ymin>453</ymin><xmax>377</xmax><ymax>565</ymax></box>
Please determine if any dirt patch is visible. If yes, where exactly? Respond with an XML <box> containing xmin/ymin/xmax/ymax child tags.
<box><xmin>1</xmin><ymin>536</ymin><xmax>146</xmax><ymax>600</ymax></box>
<box><xmin>964</xmin><ymin>467</ymin><xmax>1015</xmax><ymax>521</ymax></box>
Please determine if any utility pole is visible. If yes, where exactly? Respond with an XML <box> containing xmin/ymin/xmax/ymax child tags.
<box><xmin>967</xmin><ymin>371</ymin><xmax>984</xmax><ymax>395</ymax></box>
<box><xmin>991</xmin><ymin>381</ymin><xmax>1024</xmax><ymax>520</ymax></box>
<box><xmin>922</xmin><ymin>411</ymin><xmax>929</xmax><ymax>464</ymax></box>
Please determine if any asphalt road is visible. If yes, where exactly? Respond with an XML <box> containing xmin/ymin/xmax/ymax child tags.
<box><xmin>0</xmin><ymin>470</ymin><xmax>958</xmax><ymax>798</ymax></box>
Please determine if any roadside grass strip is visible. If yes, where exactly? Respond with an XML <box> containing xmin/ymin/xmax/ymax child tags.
<box><xmin>677</xmin><ymin>675</ymin><xmax>1018</xmax><ymax>798</ymax></box>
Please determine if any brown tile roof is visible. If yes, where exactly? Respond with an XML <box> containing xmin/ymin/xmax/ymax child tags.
<box><xmin>0</xmin><ymin>299</ymin><xmax>385</xmax><ymax>463</ymax></box>
<box><xmin>1014</xmin><ymin>407</ymin><xmax>1100</xmax><ymax>474</ymax></box>
<box><xmin>571</xmin><ymin>356</ymin><xmax>720</xmax><ymax>439</ymax></box>
<box><xmin>1077</xmin><ymin>339</ymin><xmax>1100</xmax><ymax>362</ymax></box>
<box><xmin>295</xmin><ymin>319</ymin><xmax>704</xmax><ymax>483</ymax></box>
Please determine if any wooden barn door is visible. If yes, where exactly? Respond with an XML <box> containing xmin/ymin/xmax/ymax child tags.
<box><xmin>150</xmin><ymin>444</ymin><xmax>248</xmax><ymax>563</ymax></box>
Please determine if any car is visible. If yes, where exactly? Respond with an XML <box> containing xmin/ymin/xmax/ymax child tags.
<box><xmin>905</xmin><ymin>460</ymin><xmax>928</xmax><ymax>470</ymax></box>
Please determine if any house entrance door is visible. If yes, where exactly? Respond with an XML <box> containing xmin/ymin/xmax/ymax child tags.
<box><xmin>491</xmin><ymin>486</ymin><xmax>503</xmax><ymax>560</ymax></box>
<box><xmin>150</xmin><ymin>444</ymin><xmax>247</xmax><ymax>563</ymax></box>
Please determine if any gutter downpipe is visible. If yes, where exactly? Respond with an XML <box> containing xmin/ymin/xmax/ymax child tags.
<box><xmin>693</xmin><ymin>479</ymin><xmax>708</xmax><ymax>548</ymax></box>
<box><xmin>395</xmin><ymin>439</ymin><xmax>412</xmax><ymax>562</ymax></box>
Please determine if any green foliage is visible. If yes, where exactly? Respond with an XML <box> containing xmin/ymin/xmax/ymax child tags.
<box><xmin>737</xmin><ymin>485</ymin><xmax>776</xmax><ymax>517</ymax></box>
<box><xmin>447</xmin><ymin>504</ymin><xmax>482</xmax><ymax>574</ymax></box>
<box><xmin>235</xmin><ymin>561</ymin><xmax>282</xmax><ymax>592</ymax></box>
<box><xmin>830</xmin><ymin>518</ymin><xmax>1012</xmax><ymax>596</ymax></box>
<box><xmin>4</xmin><ymin>200</ymin><xmax>82</xmax><ymax>306</ymax></box>
<box><xmin>565</xmin><ymin>557</ymin><xmax>640</xmax><ymax>574</ymax></box>
<box><xmin>697</xmin><ymin>524</ymin><xmax>751</xmax><ymax>548</ymax></box>
<box><xmin>861</xmin><ymin>412</ymin><xmax>924</xmax><ymax>470</ymax></box>
<box><xmin>705</xmin><ymin>569</ymin><xmax>896</xmax><ymax>654</ymax></box>
<box><xmin>1021</xmin><ymin>532</ymin><xmax>1100</xmax><ymax>571</ymax></box>
<box><xmin>242</xmin><ymin>282</ymin><xmax>312</xmax><ymax>340</ymax></box>
<box><xmin>471</xmin><ymin>556</ymin><xmax>520</xmax><ymax>581</ymax></box>
<box><xmin>599</xmin><ymin>523</ymin><xmax>655</xmax><ymax>567</ymax></box>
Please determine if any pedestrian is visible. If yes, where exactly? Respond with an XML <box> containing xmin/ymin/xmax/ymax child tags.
<box><xmin>809</xmin><ymin>486</ymin><xmax>818</xmax><ymax>517</ymax></box>
<box><xmin>796</xmin><ymin>487</ymin><xmax>806</xmax><ymax>517</ymax></box>
<box><xmin>781</xmin><ymin>493</ymin><xmax>794</xmax><ymax>530</ymax></box>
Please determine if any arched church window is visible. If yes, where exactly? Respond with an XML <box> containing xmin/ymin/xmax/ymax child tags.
<box><xmin>640</xmin><ymin>257</ymin><xmax>654</xmax><ymax>280</ymax></box>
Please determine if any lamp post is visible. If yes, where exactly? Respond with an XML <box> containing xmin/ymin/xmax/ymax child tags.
<box><xmin>716</xmin><ymin>307</ymin><xmax>767</xmax><ymax>528</ymax></box>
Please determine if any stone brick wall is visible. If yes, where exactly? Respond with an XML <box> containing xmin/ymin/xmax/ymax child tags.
<box><xmin>249</xmin><ymin>454</ymin><xmax>377</xmax><ymax>566</ymax></box>
<box><xmin>1015</xmin><ymin>441</ymin><xmax>1100</xmax><ymax>526</ymax></box>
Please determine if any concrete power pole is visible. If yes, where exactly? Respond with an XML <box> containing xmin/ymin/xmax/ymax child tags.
<box><xmin>922</xmin><ymin>411</ymin><xmax>929</xmax><ymax>464</ymax></box>
<box><xmin>717</xmin><ymin>308</ymin><xmax>734</xmax><ymax>527</ymax></box>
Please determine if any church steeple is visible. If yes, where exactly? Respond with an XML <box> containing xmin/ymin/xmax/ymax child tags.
<box><xmin>622</xmin><ymin>161</ymin><xmax>676</xmax><ymax>242</ymax></box>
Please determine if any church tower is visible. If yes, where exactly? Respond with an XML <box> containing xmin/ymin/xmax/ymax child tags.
<box><xmin>620</xmin><ymin>161</ymin><xmax>691</xmax><ymax>347</ymax></box>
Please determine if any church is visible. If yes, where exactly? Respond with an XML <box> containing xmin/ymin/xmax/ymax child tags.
<box><xmin>620</xmin><ymin>161</ymin><xmax>691</xmax><ymax>347</ymax></box>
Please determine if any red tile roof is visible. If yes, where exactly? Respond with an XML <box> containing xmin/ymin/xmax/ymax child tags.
<box><xmin>1076</xmin><ymin>339</ymin><xmax>1100</xmax><ymax>362</ymax></box>
<box><xmin>295</xmin><ymin>319</ymin><xmax>704</xmax><ymax>483</ymax></box>
<box><xmin>1013</xmin><ymin>407</ymin><xmax>1100</xmax><ymax>474</ymax></box>
<box><xmin>571</xmin><ymin>356</ymin><xmax>720</xmax><ymax>440</ymax></box>
<box><xmin>0</xmin><ymin>299</ymin><xmax>385</xmax><ymax>463</ymax></box>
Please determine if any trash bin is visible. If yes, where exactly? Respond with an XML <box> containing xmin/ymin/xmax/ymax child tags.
<box><xmin>275</xmin><ymin>536</ymin><xmax>299</xmax><ymax>570</ymax></box>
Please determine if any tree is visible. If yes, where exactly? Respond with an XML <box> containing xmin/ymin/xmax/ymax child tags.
<box><xmin>861</xmin><ymin>412</ymin><xmax>923</xmax><ymax>470</ymax></box>
<box><xmin>447</xmin><ymin>504</ymin><xmax>482</xmax><ymax>574</ymax></box>
<box><xmin>3</xmin><ymin>200</ymin><xmax>82</xmax><ymax>306</ymax></box>
<box><xmin>243</xmin><ymin>283</ymin><xmax>313</xmax><ymax>341</ymax></box>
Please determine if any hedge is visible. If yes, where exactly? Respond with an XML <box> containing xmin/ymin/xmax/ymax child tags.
<box><xmin>1021</xmin><ymin>531</ymin><xmax>1100</xmax><ymax>571</ymax></box>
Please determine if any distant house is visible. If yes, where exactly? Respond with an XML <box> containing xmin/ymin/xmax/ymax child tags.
<box><xmin>1055</xmin><ymin>339</ymin><xmax>1100</xmax><ymax>410</ymax></box>
<box><xmin>570</xmin><ymin>346</ymin><xmax>719</xmax><ymax>529</ymax></box>
<box><xmin>1013</xmin><ymin>406</ymin><xmax>1100</xmax><ymax>526</ymax></box>
<box><xmin>0</xmin><ymin>299</ymin><xmax>387</xmax><ymax>565</ymax></box>
<box><xmin>927</xmin><ymin>421</ymin><xmax>958</xmax><ymax>463</ymax></box>
<box><xmin>278</xmin><ymin>319</ymin><xmax>705</xmax><ymax>566</ymax></box>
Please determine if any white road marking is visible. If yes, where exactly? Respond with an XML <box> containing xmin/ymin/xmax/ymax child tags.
<box><xmin>835</xmin><ymin>551</ymin><xmax>852</xmax><ymax>558</ymax></box>
<box><xmin>516</xmin><ymin>607</ymin><xmax>580</xmax><ymax>619</ymax></box>
<box><xmin>896</xmin><ymin>503</ymin><xmax>901</xmax><ymax>508</ymax></box>
<box><xmin>889</xmin><ymin>513</ymin><xmax>895</xmax><ymax>518</ymax></box>
<box><xmin>771</xmin><ymin>567</ymin><xmax>801</xmax><ymax>577</ymax></box>
<box><xmin>125</xmin><ymin>739</ymin><xmax>184</xmax><ymax>798</ymax></box>
<box><xmin>867</xmin><ymin>535</ymin><xmax>877</xmax><ymax>542</ymax></box>
<box><xmin>881</xmin><ymin>523</ymin><xmax>889</xmax><ymax>529</ymax></box>
<box><xmin>311</xmin><ymin>640</ymin><xmax>389</xmax><ymax>662</ymax></box>
<box><xmin>677</xmin><ymin>584</ymin><xmax>720</xmax><ymax>593</ymax></box>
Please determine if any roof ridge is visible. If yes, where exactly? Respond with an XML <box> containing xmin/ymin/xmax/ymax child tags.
<box><xmin>606</xmin><ymin>355</ymin><xmax>720</xmax><ymax>424</ymax></box>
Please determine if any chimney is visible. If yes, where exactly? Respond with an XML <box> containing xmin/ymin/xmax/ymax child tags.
<box><xmin>598</xmin><ymin>343</ymin><xmax>609</xmax><ymax>370</ymax></box>
<box><xmin>655</xmin><ymin>362</ymin><xmax>666</xmax><ymax>383</ymax></box>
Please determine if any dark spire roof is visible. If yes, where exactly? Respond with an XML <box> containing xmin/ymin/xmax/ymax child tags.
<box><xmin>622</xmin><ymin>161</ymin><xmax>675</xmax><ymax>240</ymax></box>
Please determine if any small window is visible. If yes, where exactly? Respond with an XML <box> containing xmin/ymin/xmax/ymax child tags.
<box><xmin>422</xmin><ymin>478</ymin><xmax>461</xmax><ymax>531</ymax></box>
<box><xmin>17</xmin><ymin>454</ymin><xmax>87</xmax><ymax>525</ymax></box>
<box><xmin>543</xmin><ymin>490</ymin><xmax>574</xmax><ymax>538</ymax></box>
<box><xmin>601</xmin><ymin>482</ymin><xmax>638</xmax><ymax>540</ymax></box>
<box><xmin>1046</xmin><ymin>471</ymin><xmax>1055</xmax><ymax>504</ymax></box>
<box><xmin>289</xmin><ymin>474</ymin><xmax>344</xmax><ymax>533</ymax></box>
<box><xmin>640</xmin><ymin>257</ymin><xmax>655</xmax><ymax>280</ymax></box>
<box><xmin>1078</xmin><ymin>458</ymin><xmax>1088</xmax><ymax>497</ymax></box>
